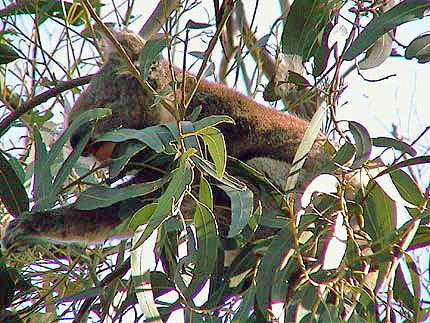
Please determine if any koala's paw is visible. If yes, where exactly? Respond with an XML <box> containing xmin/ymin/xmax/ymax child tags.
<box><xmin>2</xmin><ymin>217</ymin><xmax>35</xmax><ymax>250</ymax></box>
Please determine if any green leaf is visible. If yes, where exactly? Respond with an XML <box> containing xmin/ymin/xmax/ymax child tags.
<box><xmin>198</xmin><ymin>127</ymin><xmax>226</xmax><ymax>178</ymax></box>
<box><xmin>218</xmin><ymin>185</ymin><xmax>253</xmax><ymax>238</ymax></box>
<box><xmin>193</xmin><ymin>115</ymin><xmax>235</xmax><ymax>131</ymax></box>
<box><xmin>185</xmin><ymin>20</ymin><xmax>212</xmax><ymax>29</ymax></box>
<box><xmin>372</xmin><ymin>136</ymin><xmax>417</xmax><ymax>157</ymax></box>
<box><xmin>231</xmin><ymin>287</ymin><xmax>256</xmax><ymax>322</ymax></box>
<box><xmin>358</xmin><ymin>32</ymin><xmax>393</xmax><ymax>70</ymax></box>
<box><xmin>318</xmin><ymin>304</ymin><xmax>341</xmax><ymax>322</ymax></box>
<box><xmin>286</xmin><ymin>104</ymin><xmax>327</xmax><ymax>191</ymax></box>
<box><xmin>393</xmin><ymin>259</ymin><xmax>415</xmax><ymax>313</ymax></box>
<box><xmin>49</xmin><ymin>108</ymin><xmax>111</xmax><ymax>166</ymax></box>
<box><xmin>0</xmin><ymin>44</ymin><xmax>20</xmax><ymax>64</ymax></box>
<box><xmin>51</xmin><ymin>130</ymin><xmax>91</xmax><ymax>196</ymax></box>
<box><xmin>193</xmin><ymin>199</ymin><xmax>218</xmax><ymax>274</ymax></box>
<box><xmin>312</xmin><ymin>22</ymin><xmax>333</xmax><ymax>76</ymax></box>
<box><xmin>33</xmin><ymin>127</ymin><xmax>52</xmax><ymax>207</ymax></box>
<box><xmin>75</xmin><ymin>179</ymin><xmax>165</xmax><ymax>210</ymax></box>
<box><xmin>255</xmin><ymin>227</ymin><xmax>293</xmax><ymax>314</ymax></box>
<box><xmin>96</xmin><ymin>128</ymin><xmax>165</xmax><ymax>153</ymax></box>
<box><xmin>287</xmin><ymin>71</ymin><xmax>311</xmax><ymax>87</ymax></box>
<box><xmin>180</xmin><ymin>121</ymin><xmax>201</xmax><ymax>152</ymax></box>
<box><xmin>139</xmin><ymin>38</ymin><xmax>167</xmax><ymax>80</ymax></box>
<box><xmin>0</xmin><ymin>151</ymin><xmax>29</xmax><ymax>216</ymax></box>
<box><xmin>192</xmin><ymin>156</ymin><xmax>247</xmax><ymax>191</ymax></box>
<box><xmin>109</xmin><ymin>141</ymin><xmax>146</xmax><ymax>178</ymax></box>
<box><xmin>134</xmin><ymin>159</ymin><xmax>193</xmax><ymax>249</ymax></box>
<box><xmin>349</xmin><ymin>121</ymin><xmax>372</xmax><ymax>168</ymax></box>
<box><xmin>362</xmin><ymin>182</ymin><xmax>396</xmax><ymax>250</ymax></box>
<box><xmin>129</xmin><ymin>203</ymin><xmax>159</xmax><ymax>231</ymax></box>
<box><xmin>281</xmin><ymin>0</ymin><xmax>332</xmax><ymax>59</ymax></box>
<box><xmin>405</xmin><ymin>34</ymin><xmax>430</xmax><ymax>63</ymax></box>
<box><xmin>198</xmin><ymin>176</ymin><xmax>213</xmax><ymax>210</ymax></box>
<box><xmin>390</xmin><ymin>169</ymin><xmax>423</xmax><ymax>216</ymax></box>
<box><xmin>344</xmin><ymin>0</ymin><xmax>430</xmax><ymax>60</ymax></box>
<box><xmin>408</xmin><ymin>226</ymin><xmax>430</xmax><ymax>250</ymax></box>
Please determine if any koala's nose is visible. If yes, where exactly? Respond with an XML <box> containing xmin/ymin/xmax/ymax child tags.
<box><xmin>70</xmin><ymin>123</ymin><xmax>91</xmax><ymax>150</ymax></box>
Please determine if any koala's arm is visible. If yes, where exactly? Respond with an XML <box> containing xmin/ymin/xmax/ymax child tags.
<box><xmin>1</xmin><ymin>200</ymin><xmax>141</xmax><ymax>249</ymax></box>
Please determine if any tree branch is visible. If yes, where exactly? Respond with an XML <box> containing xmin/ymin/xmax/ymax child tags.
<box><xmin>0</xmin><ymin>75</ymin><xmax>94</xmax><ymax>136</ymax></box>
<box><xmin>138</xmin><ymin>0</ymin><xmax>181</xmax><ymax>41</ymax></box>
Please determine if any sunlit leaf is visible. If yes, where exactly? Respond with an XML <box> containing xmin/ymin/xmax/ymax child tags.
<box><xmin>193</xmin><ymin>115</ymin><xmax>234</xmax><ymax>132</ymax></box>
<box><xmin>405</xmin><ymin>33</ymin><xmax>430</xmax><ymax>63</ymax></box>
<box><xmin>344</xmin><ymin>0</ymin><xmax>430</xmax><ymax>60</ymax></box>
<box><xmin>131</xmin><ymin>226</ymin><xmax>163</xmax><ymax>323</ymax></box>
<box><xmin>198</xmin><ymin>126</ymin><xmax>226</xmax><ymax>178</ymax></box>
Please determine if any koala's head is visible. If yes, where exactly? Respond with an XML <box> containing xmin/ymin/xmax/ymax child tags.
<box><xmin>67</xmin><ymin>30</ymin><xmax>174</xmax><ymax>161</ymax></box>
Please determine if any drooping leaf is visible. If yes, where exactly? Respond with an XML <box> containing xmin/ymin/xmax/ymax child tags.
<box><xmin>358</xmin><ymin>32</ymin><xmax>393</xmax><ymax>70</ymax></box>
<box><xmin>129</xmin><ymin>203</ymin><xmax>159</xmax><ymax>231</ymax></box>
<box><xmin>0</xmin><ymin>152</ymin><xmax>29</xmax><ymax>216</ymax></box>
<box><xmin>0</xmin><ymin>43</ymin><xmax>20</xmax><ymax>64</ymax></box>
<box><xmin>75</xmin><ymin>179</ymin><xmax>165</xmax><ymax>210</ymax></box>
<box><xmin>51</xmin><ymin>130</ymin><xmax>91</xmax><ymax>196</ymax></box>
<box><xmin>218</xmin><ymin>185</ymin><xmax>253</xmax><ymax>238</ymax></box>
<box><xmin>193</xmin><ymin>198</ymin><xmax>218</xmax><ymax>275</ymax></box>
<box><xmin>281</xmin><ymin>0</ymin><xmax>332</xmax><ymax>60</ymax></box>
<box><xmin>192</xmin><ymin>156</ymin><xmax>247</xmax><ymax>191</ymax></box>
<box><xmin>362</xmin><ymin>182</ymin><xmax>396</xmax><ymax>250</ymax></box>
<box><xmin>133</xmin><ymin>159</ymin><xmax>193</xmax><ymax>249</ymax></box>
<box><xmin>344</xmin><ymin>0</ymin><xmax>430</xmax><ymax>60</ymax></box>
<box><xmin>33</xmin><ymin>127</ymin><xmax>52</xmax><ymax>207</ymax></box>
<box><xmin>185</xmin><ymin>20</ymin><xmax>212</xmax><ymax>29</ymax></box>
<box><xmin>349</xmin><ymin>121</ymin><xmax>372</xmax><ymax>168</ymax></box>
<box><xmin>405</xmin><ymin>34</ymin><xmax>430</xmax><ymax>63</ymax></box>
<box><xmin>131</xmin><ymin>226</ymin><xmax>163</xmax><ymax>323</ymax></box>
<box><xmin>390</xmin><ymin>168</ymin><xmax>423</xmax><ymax>216</ymax></box>
<box><xmin>198</xmin><ymin>126</ymin><xmax>226</xmax><ymax>178</ymax></box>
<box><xmin>50</xmin><ymin>108</ymin><xmax>111</xmax><ymax>165</ymax></box>
<box><xmin>286</xmin><ymin>104</ymin><xmax>327</xmax><ymax>191</ymax></box>
<box><xmin>109</xmin><ymin>141</ymin><xmax>147</xmax><ymax>177</ymax></box>
<box><xmin>255</xmin><ymin>227</ymin><xmax>293</xmax><ymax>314</ymax></box>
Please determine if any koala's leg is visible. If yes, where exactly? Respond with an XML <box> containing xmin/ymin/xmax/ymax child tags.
<box><xmin>2</xmin><ymin>199</ymin><xmax>141</xmax><ymax>250</ymax></box>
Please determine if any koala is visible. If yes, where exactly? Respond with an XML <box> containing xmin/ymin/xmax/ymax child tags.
<box><xmin>2</xmin><ymin>30</ymin><xmax>331</xmax><ymax>249</ymax></box>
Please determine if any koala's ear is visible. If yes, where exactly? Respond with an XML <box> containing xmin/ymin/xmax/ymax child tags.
<box><xmin>103</xmin><ymin>30</ymin><xmax>146</xmax><ymax>61</ymax></box>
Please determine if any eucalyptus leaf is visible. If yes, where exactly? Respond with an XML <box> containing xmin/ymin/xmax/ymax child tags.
<box><xmin>0</xmin><ymin>151</ymin><xmax>29</xmax><ymax>216</ymax></box>
<box><xmin>218</xmin><ymin>185</ymin><xmax>253</xmax><ymax>238</ymax></box>
<box><xmin>344</xmin><ymin>0</ymin><xmax>430</xmax><ymax>60</ymax></box>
